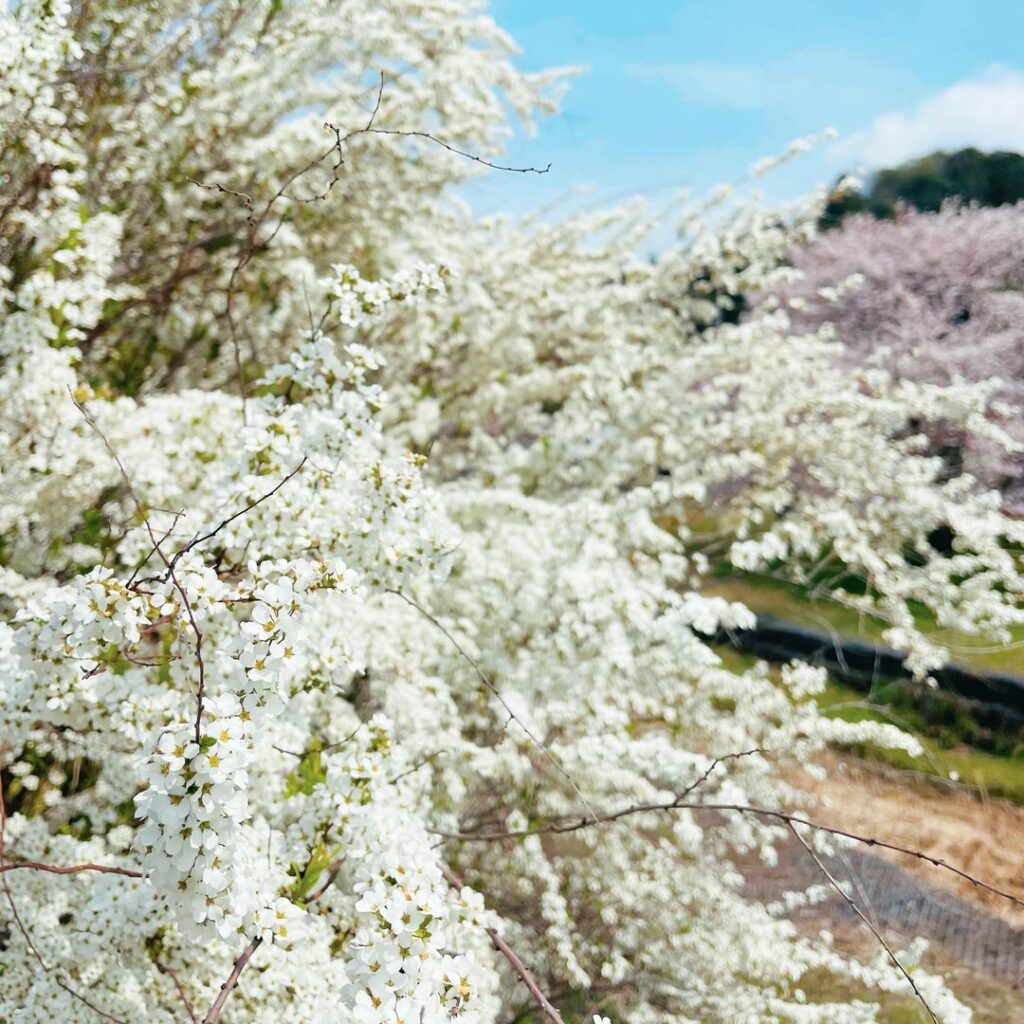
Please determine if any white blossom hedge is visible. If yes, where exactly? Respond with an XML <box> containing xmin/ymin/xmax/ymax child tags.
<box><xmin>3</xmin><ymin>3</ymin><xmax>1024</xmax><ymax>1023</ymax></box>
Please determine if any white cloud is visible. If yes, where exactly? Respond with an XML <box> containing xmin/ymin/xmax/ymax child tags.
<box><xmin>832</xmin><ymin>67</ymin><xmax>1024</xmax><ymax>170</ymax></box>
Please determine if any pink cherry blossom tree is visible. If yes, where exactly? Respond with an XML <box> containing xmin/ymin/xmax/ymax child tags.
<box><xmin>784</xmin><ymin>202</ymin><xmax>1024</xmax><ymax>509</ymax></box>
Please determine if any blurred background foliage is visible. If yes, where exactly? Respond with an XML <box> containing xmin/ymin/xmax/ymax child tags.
<box><xmin>821</xmin><ymin>147</ymin><xmax>1024</xmax><ymax>228</ymax></box>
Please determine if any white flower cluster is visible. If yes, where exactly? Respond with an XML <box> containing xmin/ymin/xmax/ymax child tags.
<box><xmin>4</xmin><ymin>568</ymin><xmax>153</xmax><ymax>744</ymax></box>
<box><xmin>131</xmin><ymin>553</ymin><xmax>369</xmax><ymax>941</ymax></box>
<box><xmin>331</xmin><ymin>263</ymin><xmax>448</xmax><ymax>326</ymax></box>
<box><xmin>290</xmin><ymin>718</ymin><xmax>499</xmax><ymax>1024</ymax></box>
<box><xmin>137</xmin><ymin>693</ymin><xmax>267</xmax><ymax>940</ymax></box>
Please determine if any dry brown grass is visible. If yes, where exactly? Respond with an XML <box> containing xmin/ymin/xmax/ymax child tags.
<box><xmin>801</xmin><ymin>753</ymin><xmax>1024</xmax><ymax>928</ymax></box>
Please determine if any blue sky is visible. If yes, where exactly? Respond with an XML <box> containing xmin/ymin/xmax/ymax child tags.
<box><xmin>463</xmin><ymin>0</ymin><xmax>1024</xmax><ymax>217</ymax></box>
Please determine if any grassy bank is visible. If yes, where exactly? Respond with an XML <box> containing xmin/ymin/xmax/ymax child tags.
<box><xmin>705</xmin><ymin>572</ymin><xmax>1024</xmax><ymax>803</ymax></box>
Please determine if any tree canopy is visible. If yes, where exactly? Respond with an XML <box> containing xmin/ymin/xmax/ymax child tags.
<box><xmin>820</xmin><ymin>147</ymin><xmax>1024</xmax><ymax>228</ymax></box>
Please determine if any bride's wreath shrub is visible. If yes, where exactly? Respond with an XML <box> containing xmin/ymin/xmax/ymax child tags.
<box><xmin>3</xmin><ymin>3</ymin><xmax>1023</xmax><ymax>1022</ymax></box>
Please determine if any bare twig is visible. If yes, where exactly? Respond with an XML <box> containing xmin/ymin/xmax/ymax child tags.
<box><xmin>389</xmin><ymin>750</ymin><xmax>446</xmax><ymax>784</ymax></box>
<box><xmin>386</xmin><ymin>588</ymin><xmax>598</xmax><ymax>823</ymax></box>
<box><xmin>439</xmin><ymin>749</ymin><xmax>765</xmax><ymax>844</ymax></box>
<box><xmin>155</xmin><ymin>960</ymin><xmax>198</xmax><ymax>1024</ymax></box>
<box><xmin>787</xmin><ymin>822</ymin><xmax>938</xmax><ymax>1024</ymax></box>
<box><xmin>675</xmin><ymin>747</ymin><xmax>767</xmax><ymax>801</ymax></box>
<box><xmin>274</xmin><ymin>724</ymin><xmax>363</xmax><ymax>760</ymax></box>
<box><xmin>364</xmin><ymin>126</ymin><xmax>551</xmax><ymax>175</ymax></box>
<box><xmin>188</xmin><ymin>74</ymin><xmax>385</xmax><ymax>407</ymax></box>
<box><xmin>156</xmin><ymin>456</ymin><xmax>307</xmax><ymax>583</ymax></box>
<box><xmin>126</xmin><ymin>508</ymin><xmax>185</xmax><ymax>588</ymax></box>
<box><xmin>201</xmin><ymin>935</ymin><xmax>263</xmax><ymax>1024</ymax></box>
<box><xmin>176</xmin><ymin>582</ymin><xmax>208</xmax><ymax>745</ymax></box>
<box><xmin>306</xmin><ymin>866</ymin><xmax>340</xmax><ymax>905</ymax></box>
<box><xmin>0</xmin><ymin>861</ymin><xmax>142</xmax><ymax>879</ymax></box>
<box><xmin>185</xmin><ymin>176</ymin><xmax>255</xmax><ymax>219</ymax></box>
<box><xmin>283</xmin><ymin>74</ymin><xmax>384</xmax><ymax>204</ymax></box>
<box><xmin>1</xmin><ymin>784</ymin><xmax>128</xmax><ymax>1023</ymax></box>
<box><xmin>438</xmin><ymin>799</ymin><xmax>1024</xmax><ymax>912</ymax></box>
<box><xmin>441</xmin><ymin>865</ymin><xmax>563</xmax><ymax>1024</ymax></box>
<box><xmin>185</xmin><ymin>70</ymin><xmax>548</xmax><ymax>405</ymax></box>
<box><xmin>319</xmin><ymin>725</ymin><xmax>364</xmax><ymax>754</ymax></box>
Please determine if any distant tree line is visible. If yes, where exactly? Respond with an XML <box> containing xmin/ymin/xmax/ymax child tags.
<box><xmin>821</xmin><ymin>147</ymin><xmax>1024</xmax><ymax>228</ymax></box>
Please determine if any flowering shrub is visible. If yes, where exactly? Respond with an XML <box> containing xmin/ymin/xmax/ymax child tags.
<box><xmin>2</xmin><ymin>3</ymin><xmax>1024</xmax><ymax>1023</ymax></box>
<box><xmin>781</xmin><ymin>202</ymin><xmax>1024</xmax><ymax>509</ymax></box>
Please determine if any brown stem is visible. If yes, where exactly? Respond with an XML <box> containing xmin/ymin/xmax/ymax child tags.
<box><xmin>0</xmin><ymin>861</ymin><xmax>142</xmax><ymax>878</ymax></box>
<box><xmin>387</xmin><ymin>588</ymin><xmax>597</xmax><ymax>822</ymax></box>
<box><xmin>440</xmin><ymin>865</ymin><xmax>564</xmax><ymax>1024</ymax></box>
<box><xmin>201</xmin><ymin>935</ymin><xmax>263</xmax><ymax>1024</ymax></box>
<box><xmin>437</xmin><ymin>799</ymin><xmax>1024</xmax><ymax>912</ymax></box>
<box><xmin>1</xmin><ymin>784</ymin><xmax>128</xmax><ymax>1023</ymax></box>
<box><xmin>158</xmin><ymin>456</ymin><xmax>307</xmax><ymax>583</ymax></box>
<box><xmin>155</xmin><ymin>959</ymin><xmax>198</xmax><ymax>1024</ymax></box>
<box><xmin>787</xmin><ymin>821</ymin><xmax>938</xmax><ymax>1024</ymax></box>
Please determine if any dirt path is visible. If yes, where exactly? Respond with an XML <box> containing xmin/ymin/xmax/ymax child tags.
<box><xmin>736</xmin><ymin>754</ymin><xmax>1024</xmax><ymax>1009</ymax></box>
<box><xmin>802</xmin><ymin>755</ymin><xmax>1024</xmax><ymax>929</ymax></box>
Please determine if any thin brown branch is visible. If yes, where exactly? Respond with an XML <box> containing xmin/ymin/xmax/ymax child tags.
<box><xmin>437</xmin><ymin>798</ymin><xmax>1024</xmax><ymax>912</ymax></box>
<box><xmin>274</xmin><ymin>724</ymin><xmax>363</xmax><ymax>760</ymax></box>
<box><xmin>441</xmin><ymin>865</ymin><xmax>564</xmax><ymax>1024</ymax></box>
<box><xmin>675</xmin><ymin>747</ymin><xmax>768</xmax><ymax>801</ymax></box>
<box><xmin>126</xmin><ymin>510</ymin><xmax>185</xmax><ymax>588</ymax></box>
<box><xmin>386</xmin><ymin>588</ymin><xmax>598</xmax><ymax>823</ymax></box>
<box><xmin>0</xmin><ymin>861</ymin><xmax>142</xmax><ymax>878</ymax></box>
<box><xmin>185</xmin><ymin>176</ymin><xmax>255</xmax><ymax>220</ymax></box>
<box><xmin>787</xmin><ymin>822</ymin><xmax>938</xmax><ymax>1024</ymax></box>
<box><xmin>70</xmin><ymin>396</ymin><xmax>207</xmax><ymax>742</ymax></box>
<box><xmin>155</xmin><ymin>960</ymin><xmax>198</xmax><ymax>1024</ymax></box>
<box><xmin>158</xmin><ymin>456</ymin><xmax>307</xmax><ymax>581</ymax></box>
<box><xmin>201</xmin><ymin>935</ymin><xmax>263</xmax><ymax>1024</ymax></box>
<box><xmin>389</xmin><ymin>750</ymin><xmax>446</xmax><ymax>784</ymax></box>
<box><xmin>283</xmin><ymin>73</ymin><xmax>384</xmax><ymax>204</ymax></box>
<box><xmin>365</xmin><ymin>126</ymin><xmax>551</xmax><ymax>174</ymax></box>
<box><xmin>446</xmin><ymin>749</ymin><xmax>765</xmax><ymax>845</ymax></box>
<box><xmin>71</xmin><ymin>398</ymin><xmax>306</xmax><ymax>744</ymax></box>
<box><xmin>188</xmin><ymin>75</ymin><xmax>388</xmax><ymax>405</ymax></box>
<box><xmin>1</xmin><ymin>784</ymin><xmax>127</xmax><ymax>1023</ymax></box>
<box><xmin>171</xmin><ymin>577</ymin><xmax>207</xmax><ymax>745</ymax></box>
<box><xmin>319</xmin><ymin>725</ymin><xmax>364</xmax><ymax>754</ymax></box>
<box><xmin>186</xmin><ymin>69</ymin><xmax>547</xmax><ymax>403</ymax></box>
<box><xmin>306</xmin><ymin>866</ymin><xmax>339</xmax><ymax>905</ymax></box>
